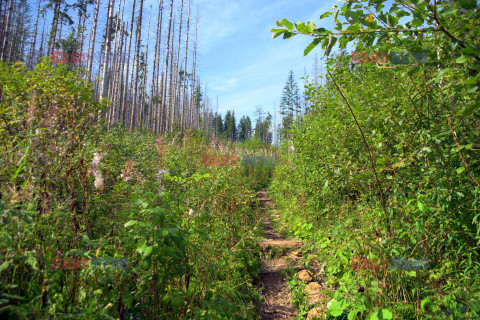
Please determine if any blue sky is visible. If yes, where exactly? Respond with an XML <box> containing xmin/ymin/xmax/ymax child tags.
<box><xmin>194</xmin><ymin>0</ymin><xmax>339</xmax><ymax>122</ymax></box>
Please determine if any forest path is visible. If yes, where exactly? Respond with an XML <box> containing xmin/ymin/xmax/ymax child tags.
<box><xmin>255</xmin><ymin>190</ymin><xmax>304</xmax><ymax>319</ymax></box>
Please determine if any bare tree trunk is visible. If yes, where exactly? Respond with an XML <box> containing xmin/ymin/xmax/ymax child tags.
<box><xmin>190</xmin><ymin>10</ymin><xmax>198</xmax><ymax>129</ymax></box>
<box><xmin>87</xmin><ymin>0</ymin><xmax>101</xmax><ymax>80</ymax></box>
<box><xmin>140</xmin><ymin>5</ymin><xmax>152</xmax><ymax>128</ymax></box>
<box><xmin>152</xmin><ymin>0</ymin><xmax>164</xmax><ymax>133</ymax></box>
<box><xmin>112</xmin><ymin>0</ymin><xmax>126</xmax><ymax>124</ymax></box>
<box><xmin>77</xmin><ymin>1</ymin><xmax>89</xmax><ymax>69</ymax></box>
<box><xmin>47</xmin><ymin>0</ymin><xmax>60</xmax><ymax>56</ymax></box>
<box><xmin>107</xmin><ymin>0</ymin><xmax>124</xmax><ymax>125</ymax></box>
<box><xmin>120</xmin><ymin>0</ymin><xmax>136</xmax><ymax>124</ymax></box>
<box><xmin>100</xmin><ymin>0</ymin><xmax>116</xmax><ymax>103</ymax></box>
<box><xmin>181</xmin><ymin>0</ymin><xmax>191</xmax><ymax>129</ymax></box>
<box><xmin>172</xmin><ymin>0</ymin><xmax>184</xmax><ymax>130</ymax></box>
<box><xmin>129</xmin><ymin>0</ymin><xmax>144</xmax><ymax>131</ymax></box>
<box><xmin>167</xmin><ymin>16</ymin><xmax>175</xmax><ymax>132</ymax></box>
<box><xmin>160</xmin><ymin>0</ymin><xmax>174</xmax><ymax>134</ymax></box>
<box><xmin>114</xmin><ymin>23</ymin><xmax>127</xmax><ymax>123</ymax></box>
<box><xmin>0</xmin><ymin>0</ymin><xmax>4</xmax><ymax>46</ymax></box>
<box><xmin>1</xmin><ymin>0</ymin><xmax>13</xmax><ymax>61</ymax></box>
<box><xmin>37</xmin><ymin>18</ymin><xmax>46</xmax><ymax>62</ymax></box>
<box><xmin>28</xmin><ymin>0</ymin><xmax>41</xmax><ymax>68</ymax></box>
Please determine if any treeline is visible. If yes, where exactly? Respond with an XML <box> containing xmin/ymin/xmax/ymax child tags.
<box><xmin>211</xmin><ymin>110</ymin><xmax>273</xmax><ymax>144</ymax></box>
<box><xmin>0</xmin><ymin>0</ymin><xmax>221</xmax><ymax>134</ymax></box>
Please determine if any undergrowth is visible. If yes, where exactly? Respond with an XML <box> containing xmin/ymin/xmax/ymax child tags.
<box><xmin>0</xmin><ymin>59</ymin><xmax>275</xmax><ymax>319</ymax></box>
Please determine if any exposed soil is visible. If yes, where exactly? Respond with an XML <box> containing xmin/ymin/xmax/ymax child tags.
<box><xmin>255</xmin><ymin>191</ymin><xmax>303</xmax><ymax>320</ymax></box>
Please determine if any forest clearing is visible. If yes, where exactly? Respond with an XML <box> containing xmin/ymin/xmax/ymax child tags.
<box><xmin>1</xmin><ymin>0</ymin><xmax>480</xmax><ymax>319</ymax></box>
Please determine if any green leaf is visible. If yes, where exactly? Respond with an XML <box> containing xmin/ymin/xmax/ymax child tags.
<box><xmin>307</xmin><ymin>21</ymin><xmax>316</xmax><ymax>33</ymax></box>
<box><xmin>280</xmin><ymin>18</ymin><xmax>294</xmax><ymax>31</ymax></box>
<box><xmin>296</xmin><ymin>22</ymin><xmax>309</xmax><ymax>34</ymax></box>
<box><xmin>435</xmin><ymin>68</ymin><xmax>451</xmax><ymax>83</ymax></box>
<box><xmin>171</xmin><ymin>294</ymin><xmax>184</xmax><ymax>309</ymax></box>
<box><xmin>335</xmin><ymin>21</ymin><xmax>343</xmax><ymax>31</ymax></box>
<box><xmin>320</xmin><ymin>12</ymin><xmax>332</xmax><ymax>20</ymax></box>
<box><xmin>458</xmin><ymin>0</ymin><xmax>477</xmax><ymax>10</ymax></box>
<box><xmin>405</xmin><ymin>270</ymin><xmax>416</xmax><ymax>277</ymax></box>
<box><xmin>325</xmin><ymin>34</ymin><xmax>337</xmax><ymax>57</ymax></box>
<box><xmin>0</xmin><ymin>260</ymin><xmax>12</xmax><ymax>273</ymax></box>
<box><xmin>420</xmin><ymin>297</ymin><xmax>431</xmax><ymax>310</ymax></box>
<box><xmin>411</xmin><ymin>18</ymin><xmax>424</xmax><ymax>27</ymax></box>
<box><xmin>417</xmin><ymin>201</ymin><xmax>427</xmax><ymax>213</ymax></box>
<box><xmin>329</xmin><ymin>299</ymin><xmax>346</xmax><ymax>316</ymax></box>
<box><xmin>456</xmin><ymin>167</ymin><xmax>466</xmax><ymax>174</ymax></box>
<box><xmin>348</xmin><ymin>309</ymin><xmax>358</xmax><ymax>320</ymax></box>
<box><xmin>464</xmin><ymin>74</ymin><xmax>479</xmax><ymax>85</ymax></box>
<box><xmin>283</xmin><ymin>31</ymin><xmax>295</xmax><ymax>39</ymax></box>
<box><xmin>369</xmin><ymin>312</ymin><xmax>379</xmax><ymax>320</ymax></box>
<box><xmin>144</xmin><ymin>246</ymin><xmax>153</xmax><ymax>257</ymax></box>
<box><xmin>312</xmin><ymin>27</ymin><xmax>327</xmax><ymax>35</ymax></box>
<box><xmin>456</xmin><ymin>55</ymin><xmax>470</xmax><ymax>63</ymax></box>
<box><xmin>1</xmin><ymin>293</ymin><xmax>26</xmax><ymax>300</ymax></box>
<box><xmin>25</xmin><ymin>256</ymin><xmax>37</xmax><ymax>269</ymax></box>
<box><xmin>460</xmin><ymin>99</ymin><xmax>479</xmax><ymax>116</ymax></box>
<box><xmin>271</xmin><ymin>29</ymin><xmax>286</xmax><ymax>39</ymax></box>
<box><xmin>124</xmin><ymin>220</ymin><xmax>138</xmax><ymax>228</ymax></box>
<box><xmin>304</xmin><ymin>38</ymin><xmax>321</xmax><ymax>56</ymax></box>
<box><xmin>381</xmin><ymin>309</ymin><xmax>393</xmax><ymax>319</ymax></box>
<box><xmin>334</xmin><ymin>8</ymin><xmax>340</xmax><ymax>23</ymax></box>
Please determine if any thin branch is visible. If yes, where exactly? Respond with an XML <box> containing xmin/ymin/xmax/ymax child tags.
<box><xmin>446</xmin><ymin>114</ymin><xmax>480</xmax><ymax>188</ymax></box>
<box><xmin>327</xmin><ymin>69</ymin><xmax>391</xmax><ymax>237</ymax></box>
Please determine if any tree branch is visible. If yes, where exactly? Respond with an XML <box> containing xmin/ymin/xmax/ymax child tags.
<box><xmin>327</xmin><ymin>70</ymin><xmax>391</xmax><ymax>237</ymax></box>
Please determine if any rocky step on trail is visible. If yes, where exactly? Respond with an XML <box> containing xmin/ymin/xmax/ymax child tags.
<box><xmin>254</xmin><ymin>191</ymin><xmax>327</xmax><ymax>320</ymax></box>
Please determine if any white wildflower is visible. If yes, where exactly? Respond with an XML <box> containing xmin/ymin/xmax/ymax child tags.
<box><xmin>94</xmin><ymin>176</ymin><xmax>104</xmax><ymax>191</ymax></box>
<box><xmin>90</xmin><ymin>152</ymin><xmax>105</xmax><ymax>191</ymax></box>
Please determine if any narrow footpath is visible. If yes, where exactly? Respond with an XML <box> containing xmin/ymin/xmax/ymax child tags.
<box><xmin>255</xmin><ymin>191</ymin><xmax>303</xmax><ymax>319</ymax></box>
<box><xmin>254</xmin><ymin>190</ymin><xmax>328</xmax><ymax>319</ymax></box>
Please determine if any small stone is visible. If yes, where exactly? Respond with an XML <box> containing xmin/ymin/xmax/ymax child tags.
<box><xmin>307</xmin><ymin>293</ymin><xmax>325</xmax><ymax>305</ymax></box>
<box><xmin>307</xmin><ymin>307</ymin><xmax>323</xmax><ymax>319</ymax></box>
<box><xmin>305</xmin><ymin>282</ymin><xmax>322</xmax><ymax>294</ymax></box>
<box><xmin>305</xmin><ymin>282</ymin><xmax>325</xmax><ymax>304</ymax></box>
<box><xmin>298</xmin><ymin>270</ymin><xmax>313</xmax><ymax>283</ymax></box>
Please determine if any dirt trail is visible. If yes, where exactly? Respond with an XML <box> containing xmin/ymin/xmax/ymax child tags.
<box><xmin>255</xmin><ymin>191</ymin><xmax>304</xmax><ymax>319</ymax></box>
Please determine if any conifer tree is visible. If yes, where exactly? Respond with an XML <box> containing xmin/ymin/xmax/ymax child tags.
<box><xmin>279</xmin><ymin>70</ymin><xmax>300</xmax><ymax>139</ymax></box>
<box><xmin>238</xmin><ymin>116</ymin><xmax>252</xmax><ymax>142</ymax></box>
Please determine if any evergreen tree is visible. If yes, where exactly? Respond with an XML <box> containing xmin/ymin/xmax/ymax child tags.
<box><xmin>279</xmin><ymin>70</ymin><xmax>300</xmax><ymax>139</ymax></box>
<box><xmin>223</xmin><ymin>110</ymin><xmax>236</xmax><ymax>141</ymax></box>
<box><xmin>237</xmin><ymin>115</ymin><xmax>252</xmax><ymax>142</ymax></box>
<box><xmin>212</xmin><ymin>112</ymin><xmax>223</xmax><ymax>138</ymax></box>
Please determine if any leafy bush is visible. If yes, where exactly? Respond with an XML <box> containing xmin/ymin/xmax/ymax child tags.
<box><xmin>0</xmin><ymin>60</ymin><xmax>266</xmax><ymax>319</ymax></box>
<box><xmin>270</xmin><ymin>51</ymin><xmax>480</xmax><ymax>319</ymax></box>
